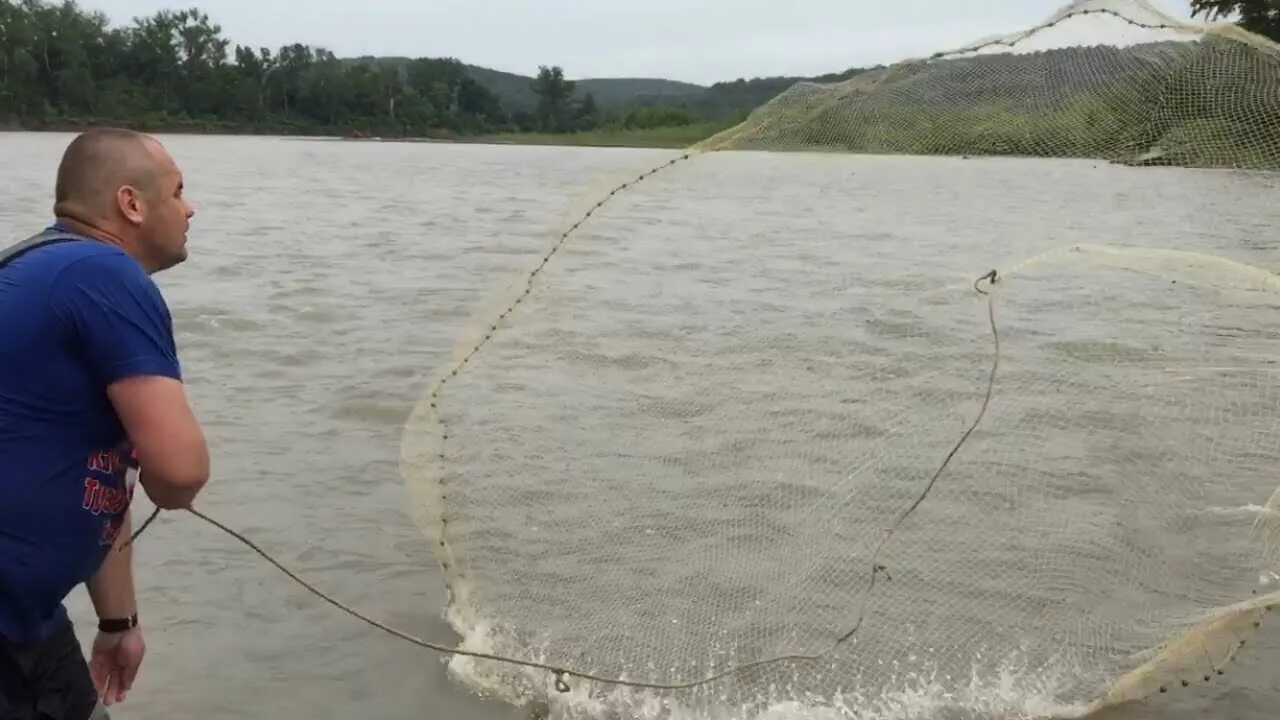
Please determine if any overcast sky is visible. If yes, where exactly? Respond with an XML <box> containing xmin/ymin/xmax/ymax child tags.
<box><xmin>76</xmin><ymin>0</ymin><xmax>1201</xmax><ymax>85</ymax></box>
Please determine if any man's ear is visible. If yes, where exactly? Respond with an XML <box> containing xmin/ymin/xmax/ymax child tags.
<box><xmin>116</xmin><ymin>185</ymin><xmax>145</xmax><ymax>226</ymax></box>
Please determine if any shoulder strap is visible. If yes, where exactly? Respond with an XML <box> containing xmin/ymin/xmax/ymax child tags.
<box><xmin>0</xmin><ymin>229</ymin><xmax>88</xmax><ymax>270</ymax></box>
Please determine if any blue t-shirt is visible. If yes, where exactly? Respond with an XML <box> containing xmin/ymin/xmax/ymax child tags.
<box><xmin>0</xmin><ymin>226</ymin><xmax>182</xmax><ymax>643</ymax></box>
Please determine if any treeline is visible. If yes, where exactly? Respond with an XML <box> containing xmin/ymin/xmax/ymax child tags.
<box><xmin>0</xmin><ymin>0</ymin><xmax>739</xmax><ymax>138</ymax></box>
<box><xmin>520</xmin><ymin>66</ymin><xmax>755</xmax><ymax>135</ymax></box>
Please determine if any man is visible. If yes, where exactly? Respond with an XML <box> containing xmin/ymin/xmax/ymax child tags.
<box><xmin>0</xmin><ymin>128</ymin><xmax>211</xmax><ymax>719</ymax></box>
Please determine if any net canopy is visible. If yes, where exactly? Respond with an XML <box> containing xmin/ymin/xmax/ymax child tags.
<box><xmin>697</xmin><ymin>0</ymin><xmax>1280</xmax><ymax>169</ymax></box>
<box><xmin>401</xmin><ymin>2</ymin><xmax>1280</xmax><ymax>718</ymax></box>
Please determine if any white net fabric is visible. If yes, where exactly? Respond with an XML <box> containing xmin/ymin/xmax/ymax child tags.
<box><xmin>400</xmin><ymin>2</ymin><xmax>1280</xmax><ymax>719</ymax></box>
<box><xmin>698</xmin><ymin>0</ymin><xmax>1280</xmax><ymax>171</ymax></box>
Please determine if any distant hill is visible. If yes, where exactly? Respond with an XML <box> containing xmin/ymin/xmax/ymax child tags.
<box><xmin>693</xmin><ymin>67</ymin><xmax>879</xmax><ymax>115</ymax></box>
<box><xmin>462</xmin><ymin>65</ymin><xmax>706</xmax><ymax>112</ymax></box>
<box><xmin>346</xmin><ymin>55</ymin><xmax>876</xmax><ymax>120</ymax></box>
<box><xmin>348</xmin><ymin>57</ymin><xmax>707</xmax><ymax>113</ymax></box>
<box><xmin>461</xmin><ymin>64</ymin><xmax>880</xmax><ymax>118</ymax></box>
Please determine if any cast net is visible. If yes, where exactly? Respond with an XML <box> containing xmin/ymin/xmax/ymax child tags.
<box><xmin>401</xmin><ymin>1</ymin><xmax>1280</xmax><ymax>718</ymax></box>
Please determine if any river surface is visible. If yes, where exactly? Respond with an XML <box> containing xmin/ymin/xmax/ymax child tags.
<box><xmin>1</xmin><ymin>131</ymin><xmax>1278</xmax><ymax>720</ymax></box>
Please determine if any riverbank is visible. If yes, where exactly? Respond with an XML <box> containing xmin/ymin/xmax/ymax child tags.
<box><xmin>4</xmin><ymin>116</ymin><xmax>731</xmax><ymax>150</ymax></box>
<box><xmin>475</xmin><ymin>122</ymin><xmax>730</xmax><ymax>149</ymax></box>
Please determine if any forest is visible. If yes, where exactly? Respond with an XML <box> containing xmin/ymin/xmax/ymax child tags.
<box><xmin>0</xmin><ymin>0</ymin><xmax>851</xmax><ymax>143</ymax></box>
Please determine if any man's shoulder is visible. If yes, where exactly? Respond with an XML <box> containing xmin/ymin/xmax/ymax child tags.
<box><xmin>4</xmin><ymin>230</ymin><xmax>140</xmax><ymax>282</ymax></box>
<box><xmin>14</xmin><ymin>233</ymin><xmax>166</xmax><ymax>304</ymax></box>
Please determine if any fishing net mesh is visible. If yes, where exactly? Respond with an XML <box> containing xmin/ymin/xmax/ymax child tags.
<box><xmin>401</xmin><ymin>1</ymin><xmax>1280</xmax><ymax>718</ymax></box>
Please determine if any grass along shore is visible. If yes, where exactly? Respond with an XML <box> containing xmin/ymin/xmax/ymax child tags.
<box><xmin>477</xmin><ymin>122</ymin><xmax>731</xmax><ymax>148</ymax></box>
<box><xmin>5</xmin><ymin>116</ymin><xmax>732</xmax><ymax>149</ymax></box>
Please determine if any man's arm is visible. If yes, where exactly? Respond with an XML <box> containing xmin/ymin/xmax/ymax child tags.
<box><xmin>86</xmin><ymin>509</ymin><xmax>136</xmax><ymax>621</ymax></box>
<box><xmin>86</xmin><ymin>509</ymin><xmax>146</xmax><ymax>707</ymax></box>
<box><xmin>107</xmin><ymin>376</ymin><xmax>209</xmax><ymax>510</ymax></box>
<box><xmin>52</xmin><ymin>253</ymin><xmax>210</xmax><ymax>510</ymax></box>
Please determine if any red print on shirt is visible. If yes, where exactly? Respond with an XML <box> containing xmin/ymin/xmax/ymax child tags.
<box><xmin>83</xmin><ymin>446</ymin><xmax>136</xmax><ymax>547</ymax></box>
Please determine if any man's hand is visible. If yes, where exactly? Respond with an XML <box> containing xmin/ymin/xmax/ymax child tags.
<box><xmin>86</xmin><ymin>508</ymin><xmax>141</xmax><ymax>707</ymax></box>
<box><xmin>89</xmin><ymin>627</ymin><xmax>145</xmax><ymax>706</ymax></box>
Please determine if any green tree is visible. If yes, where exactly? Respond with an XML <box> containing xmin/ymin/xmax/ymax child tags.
<box><xmin>622</xmin><ymin>105</ymin><xmax>693</xmax><ymax>130</ymax></box>
<box><xmin>575</xmin><ymin>91</ymin><xmax>598</xmax><ymax>130</ymax></box>
<box><xmin>1190</xmin><ymin>0</ymin><xmax>1280</xmax><ymax>42</ymax></box>
<box><xmin>531</xmin><ymin>64</ymin><xmax>574</xmax><ymax>132</ymax></box>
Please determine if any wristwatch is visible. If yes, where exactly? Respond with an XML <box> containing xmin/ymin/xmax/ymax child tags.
<box><xmin>98</xmin><ymin>613</ymin><xmax>138</xmax><ymax>633</ymax></box>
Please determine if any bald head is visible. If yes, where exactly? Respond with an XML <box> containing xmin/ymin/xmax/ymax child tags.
<box><xmin>51</xmin><ymin>127</ymin><xmax>195</xmax><ymax>274</ymax></box>
<box><xmin>53</xmin><ymin>127</ymin><xmax>167</xmax><ymax>221</ymax></box>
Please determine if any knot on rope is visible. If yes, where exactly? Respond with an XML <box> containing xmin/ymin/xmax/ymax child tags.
<box><xmin>974</xmin><ymin>269</ymin><xmax>999</xmax><ymax>295</ymax></box>
<box><xmin>554</xmin><ymin>671</ymin><xmax>571</xmax><ymax>693</ymax></box>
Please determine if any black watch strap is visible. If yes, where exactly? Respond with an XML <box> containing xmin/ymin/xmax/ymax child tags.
<box><xmin>98</xmin><ymin>613</ymin><xmax>138</xmax><ymax>633</ymax></box>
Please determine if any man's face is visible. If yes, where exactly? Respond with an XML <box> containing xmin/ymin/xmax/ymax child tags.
<box><xmin>138</xmin><ymin>141</ymin><xmax>195</xmax><ymax>273</ymax></box>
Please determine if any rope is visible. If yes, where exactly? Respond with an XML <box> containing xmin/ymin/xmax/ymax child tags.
<box><xmin>123</xmin><ymin>268</ymin><xmax>1002</xmax><ymax>695</ymax></box>
<box><xmin>929</xmin><ymin>7</ymin><xmax>1200</xmax><ymax>60</ymax></box>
